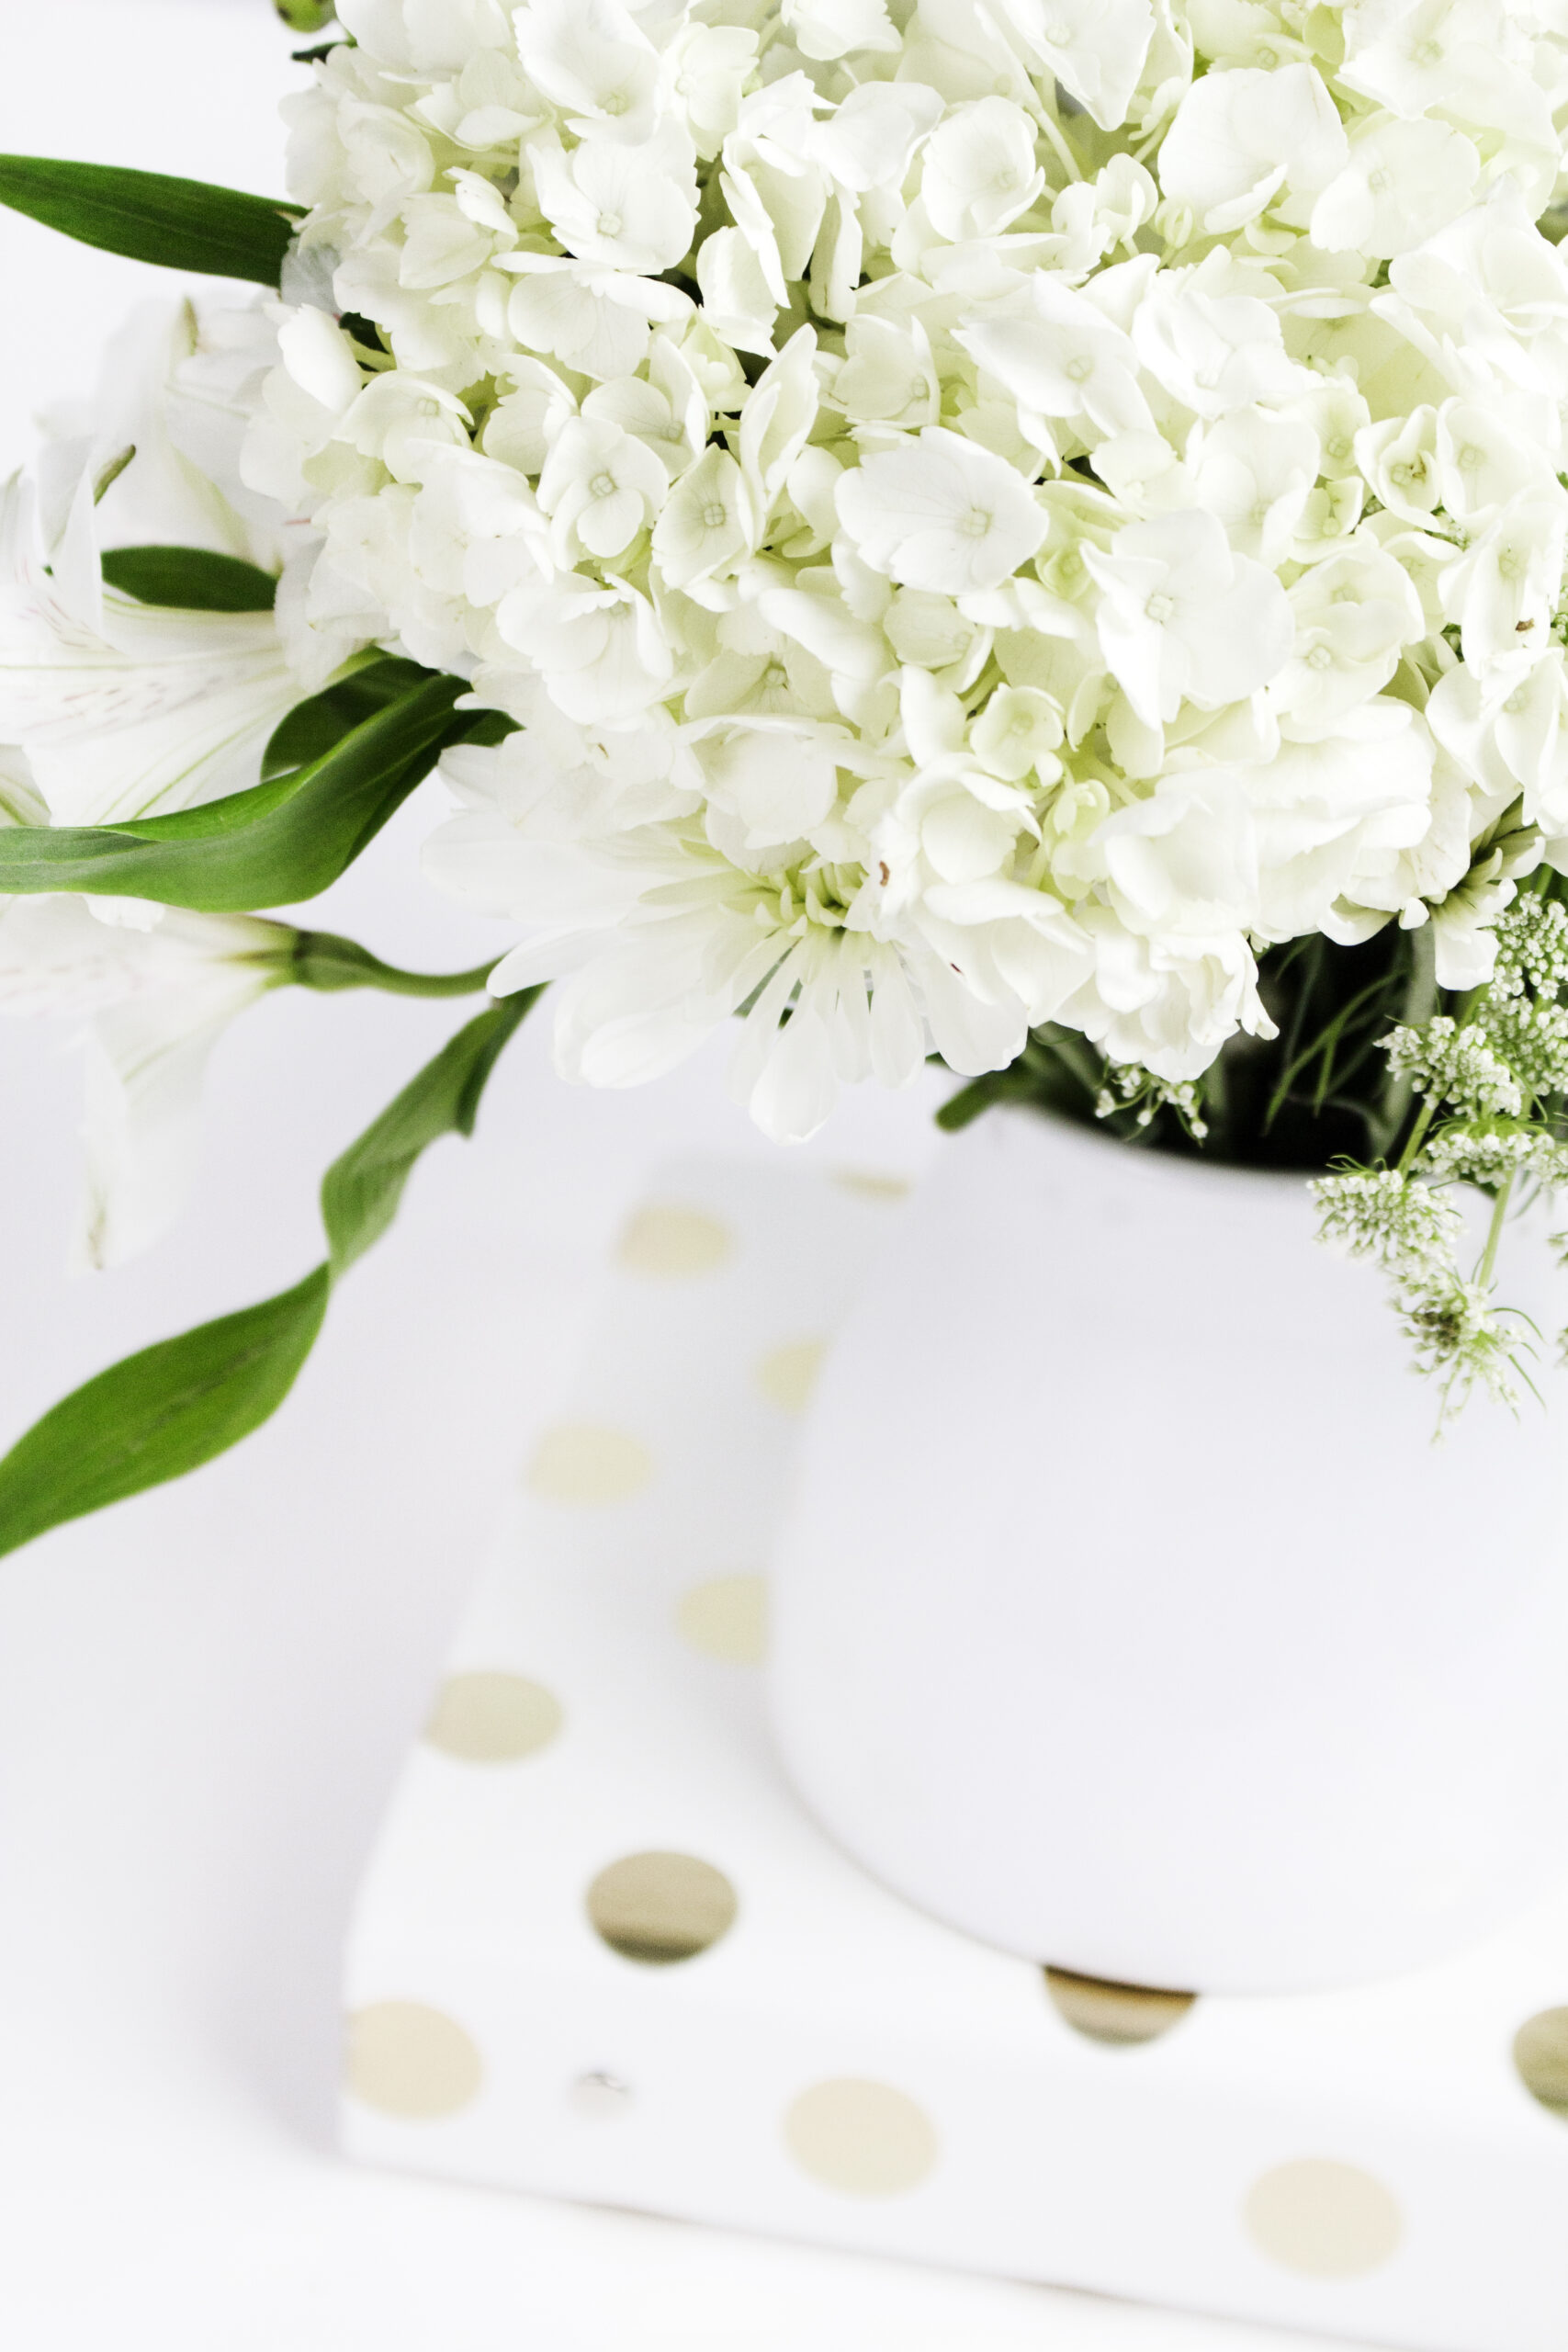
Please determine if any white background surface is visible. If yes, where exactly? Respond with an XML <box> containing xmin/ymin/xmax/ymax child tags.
<box><xmin>0</xmin><ymin>10</ymin><xmax>1364</xmax><ymax>2346</ymax></box>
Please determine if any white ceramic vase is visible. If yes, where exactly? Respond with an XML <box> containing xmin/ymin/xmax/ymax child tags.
<box><xmin>770</xmin><ymin>1107</ymin><xmax>1568</xmax><ymax>1994</ymax></box>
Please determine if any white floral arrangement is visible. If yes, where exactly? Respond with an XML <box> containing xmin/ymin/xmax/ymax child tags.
<box><xmin>1</xmin><ymin>0</ymin><xmax>1567</xmax><ymax>1545</ymax></box>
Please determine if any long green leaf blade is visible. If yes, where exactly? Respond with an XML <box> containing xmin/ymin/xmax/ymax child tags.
<box><xmin>0</xmin><ymin>156</ymin><xmax>301</xmax><ymax>284</ymax></box>
<box><xmin>322</xmin><ymin>992</ymin><xmax>537</xmax><ymax>1275</ymax></box>
<box><xmin>0</xmin><ymin>671</ymin><xmax>465</xmax><ymax>910</ymax></box>
<box><xmin>102</xmin><ymin>546</ymin><xmax>278</xmax><ymax>612</ymax></box>
<box><xmin>0</xmin><ymin>991</ymin><xmax>539</xmax><ymax>1559</ymax></box>
<box><xmin>261</xmin><ymin>658</ymin><xmax>434</xmax><ymax>781</ymax></box>
<box><xmin>0</xmin><ymin>1269</ymin><xmax>330</xmax><ymax>1560</ymax></box>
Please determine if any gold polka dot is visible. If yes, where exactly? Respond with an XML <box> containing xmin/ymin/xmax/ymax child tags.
<box><xmin>1244</xmin><ymin>2160</ymin><xmax>1403</xmax><ymax>2278</ymax></box>
<box><xmin>587</xmin><ymin>1851</ymin><xmax>738</xmax><ymax>1964</ymax></box>
<box><xmin>784</xmin><ymin>2078</ymin><xmax>939</xmax><ymax>2196</ymax></box>
<box><xmin>677</xmin><ymin>1574</ymin><xmax>769</xmax><ymax>1664</ymax></box>
<box><xmin>345</xmin><ymin>2002</ymin><xmax>482</xmax><ymax>2120</ymax></box>
<box><xmin>527</xmin><ymin>1423</ymin><xmax>652</xmax><ymax>1505</ymax></box>
<box><xmin>1044</xmin><ymin>1967</ymin><xmax>1196</xmax><ymax>2047</ymax></box>
<box><xmin>1514</xmin><ymin>2007</ymin><xmax>1568</xmax><ymax>2117</ymax></box>
<box><xmin>423</xmin><ymin>1672</ymin><xmax>562</xmax><ymax>1763</ymax></box>
<box><xmin>831</xmin><ymin>1170</ymin><xmax>911</xmax><ymax>1202</ymax></box>
<box><xmin>615</xmin><ymin>1203</ymin><xmax>734</xmax><ymax>1277</ymax></box>
<box><xmin>755</xmin><ymin>1338</ymin><xmax>827</xmax><ymax>1415</ymax></box>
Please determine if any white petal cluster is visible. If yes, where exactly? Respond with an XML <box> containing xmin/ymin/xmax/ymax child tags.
<box><xmin>221</xmin><ymin>0</ymin><xmax>1568</xmax><ymax>1136</ymax></box>
<box><xmin>0</xmin><ymin>300</ymin><xmax>367</xmax><ymax>825</ymax></box>
<box><xmin>0</xmin><ymin>891</ymin><xmax>293</xmax><ymax>1270</ymax></box>
<box><xmin>0</xmin><ymin>301</ymin><xmax>354</xmax><ymax>1270</ymax></box>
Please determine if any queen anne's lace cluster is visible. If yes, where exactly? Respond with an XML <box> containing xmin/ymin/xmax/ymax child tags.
<box><xmin>1094</xmin><ymin>1058</ymin><xmax>1208</xmax><ymax>1136</ymax></box>
<box><xmin>228</xmin><ymin>0</ymin><xmax>1568</xmax><ymax>1136</ymax></box>
<box><xmin>1315</xmin><ymin>893</ymin><xmax>1568</xmax><ymax>1414</ymax></box>
<box><xmin>1381</xmin><ymin>1016</ymin><xmax>1523</xmax><ymax>1119</ymax></box>
<box><xmin>1311</xmin><ymin>1159</ymin><xmax>1529</xmax><ymax>1416</ymax></box>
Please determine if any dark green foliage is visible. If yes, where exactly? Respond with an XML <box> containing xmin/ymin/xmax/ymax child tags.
<box><xmin>0</xmin><ymin>156</ymin><xmax>301</xmax><ymax>284</ymax></box>
<box><xmin>942</xmin><ymin>924</ymin><xmax>1431</xmax><ymax>1174</ymax></box>
<box><xmin>0</xmin><ymin>671</ymin><xmax>467</xmax><ymax>911</ymax></box>
<box><xmin>321</xmin><ymin>994</ymin><xmax>538</xmax><ymax>1276</ymax></box>
<box><xmin>260</xmin><ymin>659</ymin><xmax>436</xmax><ymax>781</ymax></box>
<box><xmin>102</xmin><ymin>546</ymin><xmax>279</xmax><ymax>613</ymax></box>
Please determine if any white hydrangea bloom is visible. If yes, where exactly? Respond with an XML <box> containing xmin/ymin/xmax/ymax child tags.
<box><xmin>18</xmin><ymin>0</ymin><xmax>1553</xmax><ymax>1143</ymax></box>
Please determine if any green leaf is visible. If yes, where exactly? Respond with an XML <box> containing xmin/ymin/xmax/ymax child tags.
<box><xmin>93</xmin><ymin>446</ymin><xmax>136</xmax><ymax>504</ymax></box>
<box><xmin>0</xmin><ymin>1269</ymin><xmax>330</xmax><ymax>1560</ymax></box>
<box><xmin>0</xmin><ymin>670</ymin><xmax>467</xmax><ymax>911</ymax></box>
<box><xmin>321</xmin><ymin>992</ymin><xmax>537</xmax><ymax>1274</ymax></box>
<box><xmin>934</xmin><ymin>1073</ymin><xmax>1011</xmax><ymax>1132</ymax></box>
<box><xmin>261</xmin><ymin>657</ymin><xmax>432</xmax><ymax>782</ymax></box>
<box><xmin>101</xmin><ymin>546</ymin><xmax>278</xmax><ymax>613</ymax></box>
<box><xmin>0</xmin><ymin>156</ymin><xmax>301</xmax><ymax>285</ymax></box>
<box><xmin>0</xmin><ymin>990</ymin><xmax>537</xmax><ymax>1560</ymax></box>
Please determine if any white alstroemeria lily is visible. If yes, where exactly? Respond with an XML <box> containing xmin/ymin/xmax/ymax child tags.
<box><xmin>0</xmin><ymin>896</ymin><xmax>293</xmax><ymax>1269</ymax></box>
<box><xmin>0</xmin><ymin>470</ymin><xmax>307</xmax><ymax>827</ymax></box>
<box><xmin>0</xmin><ymin>742</ymin><xmax>48</xmax><ymax>830</ymax></box>
<box><xmin>54</xmin><ymin>298</ymin><xmax>290</xmax><ymax>575</ymax></box>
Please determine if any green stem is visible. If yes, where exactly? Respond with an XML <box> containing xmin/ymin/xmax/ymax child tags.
<box><xmin>1478</xmin><ymin>1170</ymin><xmax>1517</xmax><ymax>1291</ymax></box>
<box><xmin>1395</xmin><ymin>1095</ymin><xmax>1437</xmax><ymax>1177</ymax></box>
<box><xmin>1037</xmin><ymin>1023</ymin><xmax>1105</xmax><ymax>1102</ymax></box>
<box><xmin>1035</xmin><ymin>103</ymin><xmax>1084</xmax><ymax>184</ymax></box>
<box><xmin>1369</xmin><ymin>923</ymin><xmax>1437</xmax><ymax>1161</ymax></box>
<box><xmin>289</xmin><ymin>929</ymin><xmax>498</xmax><ymax>999</ymax></box>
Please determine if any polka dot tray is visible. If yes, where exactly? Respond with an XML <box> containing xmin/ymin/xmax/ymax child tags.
<box><xmin>344</xmin><ymin>1157</ymin><xmax>1568</xmax><ymax>2352</ymax></box>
